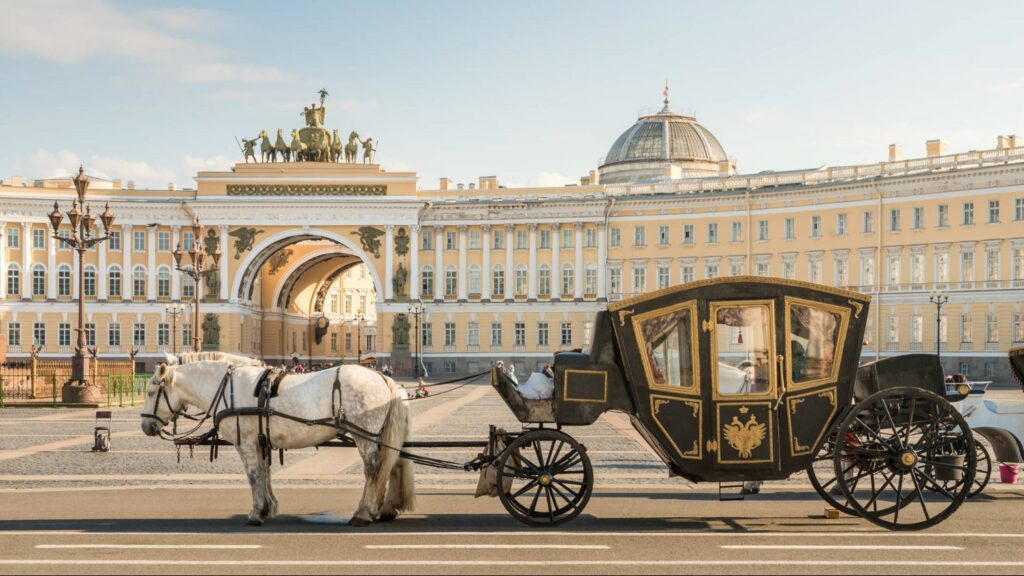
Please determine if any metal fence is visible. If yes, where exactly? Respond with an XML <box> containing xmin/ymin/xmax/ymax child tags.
<box><xmin>0</xmin><ymin>361</ymin><xmax>147</xmax><ymax>407</ymax></box>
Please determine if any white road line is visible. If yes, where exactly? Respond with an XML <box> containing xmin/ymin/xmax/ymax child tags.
<box><xmin>2</xmin><ymin>560</ymin><xmax>1024</xmax><ymax>567</ymax></box>
<box><xmin>721</xmin><ymin>545</ymin><xmax>963</xmax><ymax>550</ymax></box>
<box><xmin>36</xmin><ymin>544</ymin><xmax>262</xmax><ymax>550</ymax></box>
<box><xmin>1</xmin><ymin>530</ymin><xmax>1022</xmax><ymax>539</ymax></box>
<box><xmin>365</xmin><ymin>544</ymin><xmax>610</xmax><ymax>550</ymax></box>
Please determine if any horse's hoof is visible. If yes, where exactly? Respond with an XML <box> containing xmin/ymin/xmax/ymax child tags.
<box><xmin>348</xmin><ymin>516</ymin><xmax>372</xmax><ymax>527</ymax></box>
<box><xmin>245</xmin><ymin>518</ymin><xmax>264</xmax><ymax>527</ymax></box>
<box><xmin>378</xmin><ymin>512</ymin><xmax>397</xmax><ymax>522</ymax></box>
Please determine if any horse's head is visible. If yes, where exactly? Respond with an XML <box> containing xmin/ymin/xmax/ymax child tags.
<box><xmin>140</xmin><ymin>362</ymin><xmax>184</xmax><ymax>437</ymax></box>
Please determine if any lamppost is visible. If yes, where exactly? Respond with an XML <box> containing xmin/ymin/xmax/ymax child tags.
<box><xmin>165</xmin><ymin>303</ymin><xmax>184</xmax><ymax>355</ymax></box>
<box><xmin>355</xmin><ymin>312</ymin><xmax>365</xmax><ymax>365</ymax></box>
<box><xmin>47</xmin><ymin>166</ymin><xmax>116</xmax><ymax>398</ymax></box>
<box><xmin>172</xmin><ymin>217</ymin><xmax>221</xmax><ymax>352</ymax></box>
<box><xmin>408</xmin><ymin>299</ymin><xmax>424</xmax><ymax>377</ymax></box>
<box><xmin>929</xmin><ymin>291</ymin><xmax>949</xmax><ymax>359</ymax></box>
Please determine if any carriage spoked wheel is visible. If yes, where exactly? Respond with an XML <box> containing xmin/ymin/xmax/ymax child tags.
<box><xmin>924</xmin><ymin>434</ymin><xmax>992</xmax><ymax>499</ymax></box>
<box><xmin>495</xmin><ymin>429</ymin><xmax>594</xmax><ymax>526</ymax></box>
<box><xmin>833</xmin><ymin>387</ymin><xmax>976</xmax><ymax>531</ymax></box>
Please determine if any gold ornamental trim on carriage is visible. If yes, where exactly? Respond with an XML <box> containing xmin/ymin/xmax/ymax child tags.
<box><xmin>608</xmin><ymin>275</ymin><xmax>871</xmax><ymax>312</ymax></box>
<box><xmin>650</xmin><ymin>395</ymin><xmax>702</xmax><ymax>460</ymax></box>
<box><xmin>783</xmin><ymin>296</ymin><xmax>852</xmax><ymax>393</ymax></box>
<box><xmin>785</xmin><ymin>387</ymin><xmax>838</xmax><ymax>457</ymax></box>
<box><xmin>715</xmin><ymin>402</ymin><xmax>774</xmax><ymax>465</ymax></box>
<box><xmin>630</xmin><ymin>299</ymin><xmax>701</xmax><ymax>396</ymax></box>
<box><xmin>562</xmin><ymin>369</ymin><xmax>609</xmax><ymax>404</ymax></box>
<box><xmin>226</xmin><ymin>184</ymin><xmax>388</xmax><ymax>196</ymax></box>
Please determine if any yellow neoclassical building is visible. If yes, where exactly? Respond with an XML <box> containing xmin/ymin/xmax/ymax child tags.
<box><xmin>1</xmin><ymin>99</ymin><xmax>1023</xmax><ymax>382</ymax></box>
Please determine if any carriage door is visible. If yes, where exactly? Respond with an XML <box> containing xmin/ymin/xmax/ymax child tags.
<box><xmin>703</xmin><ymin>299</ymin><xmax>781</xmax><ymax>471</ymax></box>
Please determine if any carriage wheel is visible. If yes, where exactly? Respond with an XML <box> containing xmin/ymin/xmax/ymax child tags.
<box><xmin>808</xmin><ymin>425</ymin><xmax>912</xmax><ymax>517</ymax></box>
<box><xmin>834</xmin><ymin>387</ymin><xmax>975</xmax><ymax>531</ymax></box>
<box><xmin>496</xmin><ymin>429</ymin><xmax>594</xmax><ymax>526</ymax></box>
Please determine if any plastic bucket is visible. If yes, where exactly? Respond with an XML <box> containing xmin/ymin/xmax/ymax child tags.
<box><xmin>999</xmin><ymin>463</ymin><xmax>1021</xmax><ymax>484</ymax></box>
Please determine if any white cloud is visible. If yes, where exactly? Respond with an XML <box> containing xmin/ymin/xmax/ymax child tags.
<box><xmin>183</xmin><ymin>154</ymin><xmax>234</xmax><ymax>174</ymax></box>
<box><xmin>24</xmin><ymin>149</ymin><xmax>82</xmax><ymax>180</ymax></box>
<box><xmin>0</xmin><ymin>0</ymin><xmax>287</xmax><ymax>84</ymax></box>
<box><xmin>16</xmin><ymin>148</ymin><xmax>181</xmax><ymax>188</ymax></box>
<box><xmin>533</xmin><ymin>172</ymin><xmax>576</xmax><ymax>188</ymax></box>
<box><xmin>990</xmin><ymin>79</ymin><xmax>1024</xmax><ymax>94</ymax></box>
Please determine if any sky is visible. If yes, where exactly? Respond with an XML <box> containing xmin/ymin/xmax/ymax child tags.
<box><xmin>1</xmin><ymin>0</ymin><xmax>1023</xmax><ymax>190</ymax></box>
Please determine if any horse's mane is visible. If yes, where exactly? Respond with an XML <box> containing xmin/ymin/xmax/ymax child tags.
<box><xmin>174</xmin><ymin>352</ymin><xmax>264</xmax><ymax>367</ymax></box>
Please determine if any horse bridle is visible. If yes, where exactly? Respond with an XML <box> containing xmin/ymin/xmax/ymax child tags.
<box><xmin>141</xmin><ymin>364</ymin><xmax>235</xmax><ymax>440</ymax></box>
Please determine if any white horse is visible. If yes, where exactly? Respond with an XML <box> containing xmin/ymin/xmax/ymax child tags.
<box><xmin>140</xmin><ymin>352</ymin><xmax>415</xmax><ymax>526</ymax></box>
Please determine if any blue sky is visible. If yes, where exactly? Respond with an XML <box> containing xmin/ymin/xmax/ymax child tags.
<box><xmin>1</xmin><ymin>0</ymin><xmax>1022</xmax><ymax>189</ymax></box>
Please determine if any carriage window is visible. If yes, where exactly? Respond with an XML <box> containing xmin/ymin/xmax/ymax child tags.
<box><xmin>788</xmin><ymin>302</ymin><xmax>843</xmax><ymax>384</ymax></box>
<box><xmin>635</xmin><ymin>304</ymin><xmax>697</xmax><ymax>391</ymax></box>
<box><xmin>714</xmin><ymin>304</ymin><xmax>773</xmax><ymax>396</ymax></box>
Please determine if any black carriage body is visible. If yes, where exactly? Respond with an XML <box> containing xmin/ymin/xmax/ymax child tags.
<box><xmin>608</xmin><ymin>277</ymin><xmax>870</xmax><ymax>483</ymax></box>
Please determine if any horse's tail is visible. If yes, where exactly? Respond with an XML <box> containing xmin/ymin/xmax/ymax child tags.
<box><xmin>378</xmin><ymin>377</ymin><xmax>415</xmax><ymax>512</ymax></box>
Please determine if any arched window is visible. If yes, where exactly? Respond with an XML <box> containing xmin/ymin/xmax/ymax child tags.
<box><xmin>157</xmin><ymin>266</ymin><xmax>171</xmax><ymax>299</ymax></box>
<box><xmin>515</xmin><ymin>264</ymin><xmax>528</xmax><ymax>297</ymax></box>
<box><xmin>83</xmin><ymin>265</ymin><xmax>97</xmax><ymax>298</ymax></box>
<box><xmin>108</xmin><ymin>265</ymin><xmax>122</xmax><ymax>298</ymax></box>
<box><xmin>57</xmin><ymin>264</ymin><xmax>72</xmax><ymax>298</ymax></box>
<box><xmin>182</xmin><ymin>273</ymin><xmax>195</xmax><ymax>299</ymax></box>
<box><xmin>492</xmin><ymin>264</ymin><xmax>505</xmax><ymax>297</ymax></box>
<box><xmin>561</xmin><ymin>263</ymin><xmax>574</xmax><ymax>297</ymax></box>
<box><xmin>420</xmin><ymin>265</ymin><xmax>433</xmax><ymax>297</ymax></box>
<box><xmin>468</xmin><ymin>264</ymin><xmax>481</xmax><ymax>296</ymax></box>
<box><xmin>444</xmin><ymin>265</ymin><xmax>457</xmax><ymax>298</ymax></box>
<box><xmin>539</xmin><ymin>264</ymin><xmax>551</xmax><ymax>297</ymax></box>
<box><xmin>6</xmin><ymin>264</ymin><xmax>20</xmax><ymax>296</ymax></box>
<box><xmin>133</xmin><ymin>265</ymin><xmax>147</xmax><ymax>299</ymax></box>
<box><xmin>32</xmin><ymin>264</ymin><xmax>46</xmax><ymax>297</ymax></box>
<box><xmin>585</xmin><ymin>263</ymin><xmax>598</xmax><ymax>296</ymax></box>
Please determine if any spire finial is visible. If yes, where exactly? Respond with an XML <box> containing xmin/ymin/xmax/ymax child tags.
<box><xmin>663</xmin><ymin>79</ymin><xmax>670</xmax><ymax>107</ymax></box>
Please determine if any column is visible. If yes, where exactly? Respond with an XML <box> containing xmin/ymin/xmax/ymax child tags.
<box><xmin>481</xmin><ymin>225</ymin><xmax>491</xmax><ymax>301</ymax></box>
<box><xmin>597</xmin><ymin>224</ymin><xmax>607</xmax><ymax>299</ymax></box>
<box><xmin>550</xmin><ymin>224</ymin><xmax>560</xmax><ymax>301</ymax></box>
<box><xmin>219</xmin><ymin>225</ymin><xmax>229</xmax><ymax>301</ymax></box>
<box><xmin>47</xmin><ymin>226</ymin><xmax>56</xmax><ymax>299</ymax></box>
<box><xmin>409</xmin><ymin>225</ymin><xmax>420</xmax><ymax>301</ymax></box>
<box><xmin>574</xmin><ymin>222</ymin><xmax>583</xmax><ymax>299</ymax></box>
<box><xmin>121</xmin><ymin>224</ymin><xmax>132</xmax><ymax>300</ymax></box>
<box><xmin>528</xmin><ymin>224</ymin><xmax>538</xmax><ymax>300</ymax></box>
<box><xmin>0</xmin><ymin>220</ymin><xmax>6</xmax><ymax>299</ymax></box>
<box><xmin>147</xmin><ymin>226</ymin><xmax>157</xmax><ymax>300</ymax></box>
<box><xmin>97</xmin><ymin>226</ymin><xmax>107</xmax><ymax>301</ymax></box>
<box><xmin>504</xmin><ymin>224</ymin><xmax>514</xmax><ymax>302</ymax></box>
<box><xmin>433</xmin><ymin>225</ymin><xmax>443</xmax><ymax>301</ymax></box>
<box><xmin>457</xmin><ymin>226</ymin><xmax>467</xmax><ymax>301</ymax></box>
<box><xmin>384</xmin><ymin>224</ymin><xmax>394</xmax><ymax>301</ymax></box>
<box><xmin>22</xmin><ymin>222</ymin><xmax>32</xmax><ymax>298</ymax></box>
<box><xmin>170</xmin><ymin>226</ymin><xmax>180</xmax><ymax>300</ymax></box>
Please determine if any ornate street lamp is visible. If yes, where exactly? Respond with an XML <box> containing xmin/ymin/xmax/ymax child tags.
<box><xmin>48</xmin><ymin>166</ymin><xmax>116</xmax><ymax>400</ymax></box>
<box><xmin>929</xmin><ymin>291</ymin><xmax>949</xmax><ymax>359</ymax></box>
<box><xmin>407</xmin><ymin>299</ymin><xmax>424</xmax><ymax>378</ymax></box>
<box><xmin>173</xmin><ymin>217</ymin><xmax>220</xmax><ymax>352</ymax></box>
<box><xmin>165</xmin><ymin>303</ymin><xmax>184</xmax><ymax>355</ymax></box>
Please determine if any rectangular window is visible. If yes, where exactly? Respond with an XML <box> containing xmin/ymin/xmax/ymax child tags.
<box><xmin>560</xmin><ymin>322</ymin><xmax>572</xmax><ymax>346</ymax></box>
<box><xmin>443</xmin><ymin>361</ymin><xmax>456</xmax><ymax>374</ymax></box>
<box><xmin>584</xmin><ymin>267</ymin><xmax>597</xmax><ymax>295</ymax></box>
<box><xmin>7</xmin><ymin>322</ymin><xmax>20</xmax><ymax>347</ymax></box>
<box><xmin>516</xmin><ymin>229</ymin><xmax>527</xmax><ymax>249</ymax></box>
<box><xmin>781</xmin><ymin>260</ymin><xmax>795</xmax><ymax>280</ymax></box>
<box><xmin>911</xmin><ymin>315</ymin><xmax>923</xmax><ymax>343</ymax></box>
<box><xmin>1013</xmin><ymin>313</ymin><xmax>1024</xmax><ymax>343</ymax></box>
<box><xmin>561</xmin><ymin>228</ymin><xmax>573</xmax><ymax>249</ymax></box>
<box><xmin>707</xmin><ymin>223</ymin><xmax>718</xmax><ymax>244</ymax></box>
<box><xmin>157</xmin><ymin>231</ymin><xmax>170</xmax><ymax>251</ymax></box>
<box><xmin>158</xmin><ymin>323</ymin><xmax>169</xmax><ymax>347</ymax></box>
<box><xmin>609</xmin><ymin>227</ymin><xmax>620</xmax><ymax>247</ymax></box>
<box><xmin>730</xmin><ymin>262</ymin><xmax>744</xmax><ymax>277</ymax></box>
<box><xmin>539</xmin><ymin>229</ymin><xmax>550</xmax><ymax>249</ymax></box>
<box><xmin>913</xmin><ymin>207</ymin><xmax>924</xmax><ymax>230</ymax></box>
<box><xmin>681</xmin><ymin>263</ymin><xmax>695</xmax><ymax>283</ymax></box>
<box><xmin>108</xmin><ymin>323</ymin><xmax>121</xmax><ymax>347</ymax></box>
<box><xmin>108</xmin><ymin>230</ymin><xmax>121</xmax><ymax>251</ymax></box>
<box><xmin>1016</xmin><ymin>198</ymin><xmax>1024</xmax><ymax>222</ymax></box>
<box><xmin>182</xmin><ymin>324</ymin><xmax>192</xmax><ymax>348</ymax></box>
<box><xmin>784</xmin><ymin>218</ymin><xmax>795</xmax><ymax>240</ymax></box>
<box><xmin>632</xmin><ymin>266</ymin><xmax>646</xmax><ymax>293</ymax></box>
<box><xmin>961</xmin><ymin>251</ymin><xmax>975</xmax><ymax>287</ymax></box>
<box><xmin>468</xmin><ymin>322</ymin><xmax>479</xmax><ymax>346</ymax></box>
<box><xmin>133</xmin><ymin>230</ymin><xmax>145</xmax><ymax>251</ymax></box>
<box><xmin>32</xmin><ymin>228</ymin><xmax>44</xmax><ymax>249</ymax></box>
<box><xmin>6</xmin><ymin>265</ymin><xmax>20</xmax><ymax>295</ymax></box>
<box><xmin>585</xmin><ymin>228</ymin><xmax>596</xmax><ymax>248</ymax></box>
<box><xmin>514</xmin><ymin>322</ymin><xmax>525</xmax><ymax>346</ymax></box>
<box><xmin>808</xmin><ymin>259</ymin><xmax>822</xmax><ymax>283</ymax></box>
<box><xmin>658</xmin><ymin>225</ymin><xmax>670</xmax><ymax>246</ymax></box>
<box><xmin>731</xmin><ymin>221</ymin><xmax>742</xmax><ymax>242</ymax></box>
<box><xmin>492</xmin><ymin>230</ymin><xmax>504</xmax><ymax>250</ymax></box>
<box><xmin>683</xmin><ymin>224</ymin><xmax>694</xmax><ymax>245</ymax></box>
<box><xmin>469</xmin><ymin>230</ymin><xmax>481</xmax><ymax>250</ymax></box>
<box><xmin>421</xmin><ymin>229</ymin><xmax>434</xmax><ymax>250</ymax></box>
<box><xmin>344</xmin><ymin>332</ymin><xmax>351</xmax><ymax>352</ymax></box>
<box><xmin>58</xmin><ymin>323</ymin><xmax>71</xmax><ymax>347</ymax></box>
<box><xmin>707</xmin><ymin>262</ymin><xmax>721</xmax><ymax>279</ymax></box>
<box><xmin>989</xmin><ymin>200</ymin><xmax>1000</xmax><ymax>224</ymax></box>
<box><xmin>330</xmin><ymin>333</ymin><xmax>338</xmax><ymax>352</ymax></box>
<box><xmin>757</xmin><ymin>220</ymin><xmax>768</xmax><ymax>241</ymax></box>
<box><xmin>633</xmin><ymin>226</ymin><xmax>645</xmax><ymax>246</ymax></box>
<box><xmin>443</xmin><ymin>322</ymin><xmax>456</xmax><ymax>347</ymax></box>
<box><xmin>887</xmin><ymin>316</ymin><xmax>900</xmax><ymax>343</ymax></box>
<box><xmin>57</xmin><ymin>229</ymin><xmax>70</xmax><ymax>250</ymax></box>
<box><xmin>182</xmin><ymin>231</ymin><xmax>194</xmax><ymax>251</ymax></box>
<box><xmin>33</xmin><ymin>322</ymin><xmax>45</xmax><ymax>346</ymax></box>
<box><xmin>133</xmin><ymin>323</ymin><xmax>146</xmax><ymax>347</ymax></box>
<box><xmin>85</xmin><ymin>323</ymin><xmax>96</xmax><ymax>347</ymax></box>
<box><xmin>835</xmin><ymin>258</ymin><xmax>849</xmax><ymax>286</ymax></box>
<box><xmin>445</xmin><ymin>231</ymin><xmax>456</xmax><ymax>250</ymax></box>
<box><xmin>911</xmin><ymin>253</ymin><xmax>925</xmax><ymax>287</ymax></box>
<box><xmin>938</xmin><ymin>205</ymin><xmax>949</xmax><ymax>227</ymax></box>
<box><xmin>960</xmin><ymin>314</ymin><xmax>973</xmax><ymax>343</ymax></box>
<box><xmin>608</xmin><ymin>268</ymin><xmax>621</xmax><ymax>294</ymax></box>
<box><xmin>863</xmin><ymin>211</ymin><xmax>874</xmax><ymax>234</ymax></box>
<box><xmin>537</xmin><ymin>322</ymin><xmax>549</xmax><ymax>346</ymax></box>
<box><xmin>656</xmin><ymin>264</ymin><xmax>670</xmax><ymax>290</ymax></box>
<box><xmin>889</xmin><ymin>208</ymin><xmax>901</xmax><ymax>231</ymax></box>
<box><xmin>6</xmin><ymin>227</ymin><xmax>19</xmax><ymax>248</ymax></box>
<box><xmin>987</xmin><ymin>314</ymin><xmax>999</xmax><ymax>343</ymax></box>
<box><xmin>445</xmin><ymin>268</ymin><xmax>457</xmax><ymax>297</ymax></box>
<box><xmin>810</xmin><ymin>216</ymin><xmax>821</xmax><ymax>238</ymax></box>
<box><xmin>963</xmin><ymin>202</ymin><xmax>974</xmax><ymax>225</ymax></box>
<box><xmin>939</xmin><ymin>315</ymin><xmax>948</xmax><ymax>343</ymax></box>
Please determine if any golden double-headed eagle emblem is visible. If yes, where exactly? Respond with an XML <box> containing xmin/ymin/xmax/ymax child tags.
<box><xmin>723</xmin><ymin>413</ymin><xmax>767</xmax><ymax>459</ymax></box>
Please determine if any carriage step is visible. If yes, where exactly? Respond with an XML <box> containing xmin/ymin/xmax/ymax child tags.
<box><xmin>718</xmin><ymin>482</ymin><xmax>747</xmax><ymax>501</ymax></box>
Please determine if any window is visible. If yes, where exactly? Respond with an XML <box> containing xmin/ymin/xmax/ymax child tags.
<box><xmin>421</xmin><ymin>266</ymin><xmax>434</xmax><ymax>296</ymax></box>
<box><xmin>445</xmin><ymin>230</ymin><xmax>456</xmax><ymax>251</ymax></box>
<box><xmin>633</xmin><ymin>226</ymin><xmax>646</xmax><ymax>246</ymax></box>
<box><xmin>809</xmin><ymin>259</ymin><xmax>822</xmax><ymax>283</ymax></box>
<box><xmin>781</xmin><ymin>260</ymin><xmax>794</xmax><ymax>280</ymax></box>
<box><xmin>959</xmin><ymin>362</ymin><xmax>970</xmax><ymax>376</ymax></box>
<box><xmin>560</xmin><ymin>322</ymin><xmax>572</xmax><ymax>346</ymax></box>
<box><xmin>421</xmin><ymin>229</ymin><xmax>434</xmax><ymax>250</ymax></box>
<box><xmin>784</xmin><ymin>218</ymin><xmax>795</xmax><ymax>240</ymax></box>
<box><xmin>469</xmin><ymin>229</ymin><xmax>481</xmax><ymax>250</ymax></box>
<box><xmin>182</xmin><ymin>275</ymin><xmax>194</xmax><ymax>300</ymax></box>
<box><xmin>492</xmin><ymin>229</ymin><xmax>504</xmax><ymax>250</ymax></box>
<box><xmin>514</xmin><ymin>322</ymin><xmax>526</xmax><ymax>346</ymax></box>
<box><xmin>886</xmin><ymin>253</ymin><xmax>901</xmax><ymax>289</ymax></box>
<box><xmin>835</xmin><ymin>257</ymin><xmax>849</xmax><ymax>286</ymax></box>
<box><xmin>912</xmin><ymin>315</ymin><xmax>923</xmax><ymax>343</ymax></box>
<box><xmin>329</xmin><ymin>292</ymin><xmax>339</xmax><ymax>315</ymax></box>
<box><xmin>863</xmin><ymin>211</ymin><xmax>874</xmax><ymax>233</ymax></box>
<box><xmin>56</xmin><ymin>229</ymin><xmax>70</xmax><ymax>251</ymax></box>
<box><xmin>515</xmin><ymin>265</ymin><xmax>528</xmax><ymax>296</ymax></box>
<box><xmin>58</xmin><ymin>323</ymin><xmax>71</xmax><ymax>347</ymax></box>
<box><xmin>657</xmin><ymin>264</ymin><xmax>670</xmax><ymax>290</ymax></box>
<box><xmin>911</xmin><ymin>253</ymin><xmax>924</xmax><ymax>288</ymax></box>
<box><xmin>961</xmin><ymin>251</ymin><xmax>975</xmax><ymax>288</ymax></box>
<box><xmin>443</xmin><ymin>361</ymin><xmax>456</xmax><ymax>374</ymax></box>
<box><xmin>960</xmin><ymin>314</ymin><xmax>973</xmax><ymax>343</ymax></box>
<box><xmin>757</xmin><ymin>220</ymin><xmax>768</xmax><ymax>241</ymax></box>
<box><xmin>730</xmin><ymin>261</ymin><xmax>743</xmax><ymax>277</ymax></box>
<box><xmin>632</xmin><ymin>265</ymin><xmax>646</xmax><ymax>293</ymax></box>
<box><xmin>330</xmin><ymin>333</ymin><xmax>338</xmax><ymax>352</ymax></box>
<box><xmin>756</xmin><ymin>260</ymin><xmax>770</xmax><ymax>277</ymax></box>
<box><xmin>731</xmin><ymin>221</ymin><xmax>742</xmax><ymax>243</ymax></box>
<box><xmin>6</xmin><ymin>264</ymin><xmax>20</xmax><ymax>296</ymax></box>
<box><xmin>108</xmin><ymin>323</ymin><xmax>121</xmax><ymax>347</ymax></box>
<box><xmin>810</xmin><ymin>216</ymin><xmax>821</xmax><ymax>238</ymax></box>
<box><xmin>707</xmin><ymin>223</ymin><xmax>718</xmax><ymax>244</ymax></box>
<box><xmin>537</xmin><ymin>322</ymin><xmax>549</xmax><ymax>346</ymax></box>
<box><xmin>609</xmin><ymin>227</ymin><xmax>620</xmax><ymax>247</ymax></box>
<box><xmin>539</xmin><ymin>265</ymin><xmax>551</xmax><ymax>297</ymax></box>
<box><xmin>157</xmin><ymin>268</ymin><xmax>170</xmax><ymax>298</ymax></box>
<box><xmin>133</xmin><ymin>230</ymin><xmax>145</xmax><ymax>251</ymax></box>
<box><xmin>104</xmin><ymin>266</ymin><xmax>121</xmax><ymax>298</ymax></box>
<box><xmin>515</xmin><ymin>229</ymin><xmax>527</xmax><ymax>250</ymax></box>
<box><xmin>913</xmin><ymin>207</ymin><xmax>924</xmax><ymax>229</ymax></box>
<box><xmin>6</xmin><ymin>227</ymin><xmax>19</xmax><ymax>248</ymax></box>
<box><xmin>608</xmin><ymin>268</ymin><xmax>621</xmax><ymax>294</ymax></box>
<box><xmin>492</xmin><ymin>265</ymin><xmax>505</xmax><ymax>297</ymax></box>
<box><xmin>889</xmin><ymin>208</ymin><xmax>901</xmax><ymax>231</ymax></box>
<box><xmin>679</xmin><ymin>223</ymin><xmax>696</xmax><ymax>242</ymax></box>
<box><xmin>1013</xmin><ymin>313</ymin><xmax>1024</xmax><ymax>343</ymax></box>
<box><xmin>561</xmin><ymin>228</ymin><xmax>573</xmax><ymax>249</ymax></box>
<box><xmin>33</xmin><ymin>322</ymin><xmax>45</xmax><ymax>346</ymax></box>
<box><xmin>986</xmin><ymin>249</ymin><xmax>1000</xmax><ymax>286</ymax></box>
<box><xmin>57</xmin><ymin>265</ymin><xmax>71</xmax><ymax>298</ymax></box>
<box><xmin>32</xmin><ymin>228</ymin><xmax>44</xmax><ymax>249</ymax></box>
<box><xmin>182</xmin><ymin>324</ymin><xmax>191</xmax><ymax>348</ymax></box>
<box><xmin>887</xmin><ymin>316</ymin><xmax>899</xmax><ymax>343</ymax></box>
<box><xmin>444</xmin><ymin>322</ymin><xmax>456</xmax><ymax>347</ymax></box>
<box><xmin>1015</xmin><ymin>248</ymin><xmax>1024</xmax><ymax>287</ymax></box>
<box><xmin>836</xmin><ymin>214</ymin><xmax>847</xmax><ymax>236</ymax></box>
<box><xmin>491</xmin><ymin>322</ymin><xmax>502</xmax><ymax>346</ymax></box>
<box><xmin>133</xmin><ymin>266</ymin><xmax>146</xmax><ymax>299</ymax></box>
<box><xmin>539</xmin><ymin>229</ymin><xmax>551</xmax><ymax>249</ymax></box>
<box><xmin>133</xmin><ymin>323</ymin><xmax>146</xmax><ymax>347</ymax></box>
<box><xmin>658</xmin><ymin>225</ymin><xmax>670</xmax><ymax>246</ymax></box>
<box><xmin>989</xmin><ymin>200</ymin><xmax>1000</xmax><ymax>224</ymax></box>
<box><xmin>936</xmin><ymin>252</ymin><xmax>950</xmax><ymax>286</ymax></box>
<box><xmin>585</xmin><ymin>228</ymin><xmax>596</xmax><ymax>248</ymax></box>
<box><xmin>32</xmin><ymin>264</ymin><xmax>45</xmax><ymax>296</ymax></box>
<box><xmin>466</xmin><ymin>264</ymin><xmax>482</xmax><ymax>296</ymax></box>
<box><xmin>987</xmin><ymin>314</ymin><xmax>999</xmax><ymax>343</ymax></box>
<box><xmin>158</xmin><ymin>323</ymin><xmax>169</xmax><ymax>347</ymax></box>
<box><xmin>561</xmin><ymin>264</ymin><xmax>574</xmax><ymax>296</ymax></box>
<box><xmin>937</xmin><ymin>204</ymin><xmax>949</xmax><ymax>227</ymax></box>
<box><xmin>585</xmin><ymin>264</ymin><xmax>597</xmax><ymax>295</ymax></box>
<box><xmin>468</xmin><ymin>322</ymin><xmax>480</xmax><ymax>346</ymax></box>
<box><xmin>1016</xmin><ymin>198</ymin><xmax>1024</xmax><ymax>222</ymax></box>
<box><xmin>7</xmin><ymin>322</ymin><xmax>20</xmax><ymax>347</ymax></box>
<box><xmin>939</xmin><ymin>315</ymin><xmax>948</xmax><ymax>343</ymax></box>
<box><xmin>108</xmin><ymin>230</ymin><xmax>121</xmax><ymax>251</ymax></box>
<box><xmin>157</xmin><ymin>231</ymin><xmax>170</xmax><ymax>252</ymax></box>
<box><xmin>84</xmin><ymin>266</ymin><xmax>96</xmax><ymax>297</ymax></box>
<box><xmin>963</xmin><ymin>202</ymin><xmax>974</xmax><ymax>225</ymax></box>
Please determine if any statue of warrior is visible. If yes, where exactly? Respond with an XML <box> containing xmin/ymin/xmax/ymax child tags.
<box><xmin>241</xmin><ymin>136</ymin><xmax>258</xmax><ymax>163</ymax></box>
<box><xmin>301</xmin><ymin>103</ymin><xmax>324</xmax><ymax>128</ymax></box>
<box><xmin>361</xmin><ymin>137</ymin><xmax>375</xmax><ymax>164</ymax></box>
